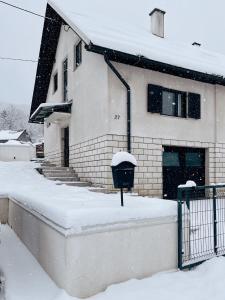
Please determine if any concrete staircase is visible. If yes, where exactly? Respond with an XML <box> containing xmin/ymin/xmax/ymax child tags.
<box><xmin>40</xmin><ymin>163</ymin><xmax>91</xmax><ymax>187</ymax></box>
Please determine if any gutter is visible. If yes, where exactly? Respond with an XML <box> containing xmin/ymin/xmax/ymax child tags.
<box><xmin>87</xmin><ymin>44</ymin><xmax>225</xmax><ymax>87</ymax></box>
<box><xmin>104</xmin><ymin>54</ymin><xmax>131</xmax><ymax>153</ymax></box>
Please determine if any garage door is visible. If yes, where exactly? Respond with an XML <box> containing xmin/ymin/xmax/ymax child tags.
<box><xmin>163</xmin><ymin>146</ymin><xmax>205</xmax><ymax>199</ymax></box>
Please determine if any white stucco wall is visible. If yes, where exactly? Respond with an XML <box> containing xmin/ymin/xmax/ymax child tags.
<box><xmin>45</xmin><ymin>26</ymin><xmax>109</xmax><ymax>159</ymax></box>
<box><xmin>215</xmin><ymin>85</ymin><xmax>225</xmax><ymax>143</ymax></box>
<box><xmin>108</xmin><ymin>62</ymin><xmax>218</xmax><ymax>143</ymax></box>
<box><xmin>0</xmin><ymin>144</ymin><xmax>36</xmax><ymax>161</ymax></box>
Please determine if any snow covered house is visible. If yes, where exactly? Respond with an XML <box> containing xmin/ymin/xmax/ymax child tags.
<box><xmin>0</xmin><ymin>130</ymin><xmax>31</xmax><ymax>143</ymax></box>
<box><xmin>0</xmin><ymin>130</ymin><xmax>35</xmax><ymax>161</ymax></box>
<box><xmin>30</xmin><ymin>0</ymin><xmax>225</xmax><ymax>199</ymax></box>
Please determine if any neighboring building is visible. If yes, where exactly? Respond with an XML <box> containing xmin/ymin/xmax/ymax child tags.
<box><xmin>0</xmin><ymin>130</ymin><xmax>31</xmax><ymax>144</ymax></box>
<box><xmin>30</xmin><ymin>1</ymin><xmax>225</xmax><ymax>198</ymax></box>
<box><xmin>0</xmin><ymin>130</ymin><xmax>35</xmax><ymax>161</ymax></box>
<box><xmin>0</xmin><ymin>141</ymin><xmax>36</xmax><ymax>162</ymax></box>
<box><xmin>34</xmin><ymin>141</ymin><xmax>44</xmax><ymax>159</ymax></box>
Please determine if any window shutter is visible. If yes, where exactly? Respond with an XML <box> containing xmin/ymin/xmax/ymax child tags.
<box><xmin>188</xmin><ymin>93</ymin><xmax>201</xmax><ymax>119</ymax></box>
<box><xmin>148</xmin><ymin>84</ymin><xmax>162</xmax><ymax>113</ymax></box>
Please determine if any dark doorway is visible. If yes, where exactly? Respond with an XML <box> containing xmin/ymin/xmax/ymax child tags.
<box><xmin>163</xmin><ymin>146</ymin><xmax>205</xmax><ymax>199</ymax></box>
<box><xmin>63</xmin><ymin>127</ymin><xmax>69</xmax><ymax>167</ymax></box>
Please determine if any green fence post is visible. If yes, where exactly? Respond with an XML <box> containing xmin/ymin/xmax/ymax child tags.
<box><xmin>213</xmin><ymin>186</ymin><xmax>218</xmax><ymax>255</ymax></box>
<box><xmin>177</xmin><ymin>188</ymin><xmax>183</xmax><ymax>270</ymax></box>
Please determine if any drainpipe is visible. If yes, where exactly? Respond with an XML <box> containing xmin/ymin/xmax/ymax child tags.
<box><xmin>104</xmin><ymin>54</ymin><xmax>131</xmax><ymax>153</ymax></box>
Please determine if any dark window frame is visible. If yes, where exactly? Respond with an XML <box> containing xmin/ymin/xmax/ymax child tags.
<box><xmin>161</xmin><ymin>87</ymin><xmax>187</xmax><ymax>118</ymax></box>
<box><xmin>63</xmin><ymin>57</ymin><xmax>68</xmax><ymax>102</ymax></box>
<box><xmin>53</xmin><ymin>72</ymin><xmax>58</xmax><ymax>94</ymax></box>
<box><xmin>148</xmin><ymin>84</ymin><xmax>201</xmax><ymax>120</ymax></box>
<box><xmin>74</xmin><ymin>41</ymin><xmax>82</xmax><ymax>71</ymax></box>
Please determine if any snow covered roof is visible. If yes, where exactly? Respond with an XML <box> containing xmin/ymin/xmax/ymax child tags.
<box><xmin>49</xmin><ymin>0</ymin><xmax>225</xmax><ymax>79</ymax></box>
<box><xmin>30</xmin><ymin>102</ymin><xmax>72</xmax><ymax>124</ymax></box>
<box><xmin>0</xmin><ymin>130</ymin><xmax>24</xmax><ymax>141</ymax></box>
<box><xmin>30</xmin><ymin>0</ymin><xmax>225</xmax><ymax>117</ymax></box>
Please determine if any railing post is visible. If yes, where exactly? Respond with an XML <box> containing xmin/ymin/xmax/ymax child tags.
<box><xmin>213</xmin><ymin>186</ymin><xmax>218</xmax><ymax>255</ymax></box>
<box><xmin>177</xmin><ymin>188</ymin><xmax>183</xmax><ymax>270</ymax></box>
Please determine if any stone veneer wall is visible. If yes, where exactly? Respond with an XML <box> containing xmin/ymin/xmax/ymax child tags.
<box><xmin>213</xmin><ymin>143</ymin><xmax>225</xmax><ymax>184</ymax></box>
<box><xmin>67</xmin><ymin>134</ymin><xmax>221</xmax><ymax>197</ymax></box>
<box><xmin>45</xmin><ymin>149</ymin><xmax>63</xmax><ymax>167</ymax></box>
<box><xmin>45</xmin><ymin>134</ymin><xmax>225</xmax><ymax>197</ymax></box>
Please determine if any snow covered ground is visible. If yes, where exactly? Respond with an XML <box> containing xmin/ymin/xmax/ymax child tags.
<box><xmin>0</xmin><ymin>225</ymin><xmax>72</xmax><ymax>300</ymax></box>
<box><xmin>1</xmin><ymin>224</ymin><xmax>225</xmax><ymax>300</ymax></box>
<box><xmin>0</xmin><ymin>162</ymin><xmax>176</xmax><ymax>231</ymax></box>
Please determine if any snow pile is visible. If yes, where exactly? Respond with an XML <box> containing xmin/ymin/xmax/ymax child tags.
<box><xmin>178</xmin><ymin>180</ymin><xmax>197</xmax><ymax>188</ymax></box>
<box><xmin>1</xmin><ymin>224</ymin><xmax>225</xmax><ymax>300</ymax></box>
<box><xmin>111</xmin><ymin>152</ymin><xmax>137</xmax><ymax>166</ymax></box>
<box><xmin>0</xmin><ymin>162</ymin><xmax>176</xmax><ymax>231</ymax></box>
<box><xmin>92</xmin><ymin>257</ymin><xmax>225</xmax><ymax>300</ymax></box>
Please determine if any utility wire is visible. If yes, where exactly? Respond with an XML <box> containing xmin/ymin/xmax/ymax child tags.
<box><xmin>0</xmin><ymin>56</ymin><xmax>38</xmax><ymax>63</ymax></box>
<box><xmin>0</xmin><ymin>1</ymin><xmax>86</xmax><ymax>43</ymax></box>
<box><xmin>0</xmin><ymin>0</ymin><xmax>57</xmax><ymax>22</ymax></box>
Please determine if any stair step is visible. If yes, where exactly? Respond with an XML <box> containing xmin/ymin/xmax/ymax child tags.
<box><xmin>42</xmin><ymin>167</ymin><xmax>74</xmax><ymax>171</ymax></box>
<box><xmin>43</xmin><ymin>172</ymin><xmax>77</xmax><ymax>177</ymax></box>
<box><xmin>56</xmin><ymin>181</ymin><xmax>91</xmax><ymax>187</ymax></box>
<box><xmin>43</xmin><ymin>169</ymin><xmax>75</xmax><ymax>172</ymax></box>
<box><xmin>88</xmin><ymin>187</ymin><xmax>115</xmax><ymax>194</ymax></box>
<box><xmin>41</xmin><ymin>163</ymin><xmax>56</xmax><ymax>167</ymax></box>
<box><xmin>48</xmin><ymin>177</ymin><xmax>79</xmax><ymax>182</ymax></box>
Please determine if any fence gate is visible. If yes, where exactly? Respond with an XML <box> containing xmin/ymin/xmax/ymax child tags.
<box><xmin>178</xmin><ymin>185</ymin><xmax>225</xmax><ymax>269</ymax></box>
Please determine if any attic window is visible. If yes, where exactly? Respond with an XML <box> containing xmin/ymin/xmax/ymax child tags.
<box><xmin>74</xmin><ymin>41</ymin><xmax>82</xmax><ymax>70</ymax></box>
<box><xmin>53</xmin><ymin>72</ymin><xmax>58</xmax><ymax>93</ymax></box>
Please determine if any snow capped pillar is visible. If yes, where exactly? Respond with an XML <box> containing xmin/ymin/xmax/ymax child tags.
<box><xmin>149</xmin><ymin>8</ymin><xmax>166</xmax><ymax>38</ymax></box>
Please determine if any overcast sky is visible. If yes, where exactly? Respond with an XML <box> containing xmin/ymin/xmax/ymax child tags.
<box><xmin>0</xmin><ymin>0</ymin><xmax>225</xmax><ymax>108</ymax></box>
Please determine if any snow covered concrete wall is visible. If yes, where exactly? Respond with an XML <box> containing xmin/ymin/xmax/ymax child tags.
<box><xmin>0</xmin><ymin>144</ymin><xmax>36</xmax><ymax>162</ymax></box>
<box><xmin>0</xmin><ymin>197</ymin><xmax>8</xmax><ymax>224</ymax></box>
<box><xmin>8</xmin><ymin>199</ymin><xmax>177</xmax><ymax>298</ymax></box>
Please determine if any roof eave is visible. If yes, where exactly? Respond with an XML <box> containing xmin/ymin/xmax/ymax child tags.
<box><xmin>29</xmin><ymin>102</ymin><xmax>72</xmax><ymax>124</ymax></box>
<box><xmin>30</xmin><ymin>2</ymin><xmax>92</xmax><ymax>119</ymax></box>
<box><xmin>86</xmin><ymin>44</ymin><xmax>225</xmax><ymax>86</ymax></box>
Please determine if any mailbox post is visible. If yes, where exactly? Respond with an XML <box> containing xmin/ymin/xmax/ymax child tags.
<box><xmin>111</xmin><ymin>152</ymin><xmax>137</xmax><ymax>207</ymax></box>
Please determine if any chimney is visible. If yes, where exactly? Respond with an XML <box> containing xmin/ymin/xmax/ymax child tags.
<box><xmin>149</xmin><ymin>8</ymin><xmax>166</xmax><ymax>38</ymax></box>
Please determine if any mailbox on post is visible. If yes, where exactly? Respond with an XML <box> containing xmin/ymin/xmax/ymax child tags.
<box><xmin>111</xmin><ymin>152</ymin><xmax>137</xmax><ymax>206</ymax></box>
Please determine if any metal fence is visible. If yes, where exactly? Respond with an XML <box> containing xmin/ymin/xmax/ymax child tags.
<box><xmin>177</xmin><ymin>184</ymin><xmax>225</xmax><ymax>269</ymax></box>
